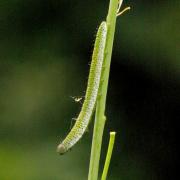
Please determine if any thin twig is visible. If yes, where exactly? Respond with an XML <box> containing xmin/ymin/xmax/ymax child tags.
<box><xmin>101</xmin><ymin>132</ymin><xmax>116</xmax><ymax>180</ymax></box>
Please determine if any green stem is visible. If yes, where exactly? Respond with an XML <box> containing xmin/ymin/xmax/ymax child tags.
<box><xmin>88</xmin><ymin>0</ymin><xmax>120</xmax><ymax>180</ymax></box>
<box><xmin>101</xmin><ymin>132</ymin><xmax>116</xmax><ymax>180</ymax></box>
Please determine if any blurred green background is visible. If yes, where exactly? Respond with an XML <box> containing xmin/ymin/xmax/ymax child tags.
<box><xmin>0</xmin><ymin>0</ymin><xmax>179</xmax><ymax>179</ymax></box>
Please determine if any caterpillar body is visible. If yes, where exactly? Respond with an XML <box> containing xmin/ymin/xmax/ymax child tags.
<box><xmin>57</xmin><ymin>22</ymin><xmax>107</xmax><ymax>155</ymax></box>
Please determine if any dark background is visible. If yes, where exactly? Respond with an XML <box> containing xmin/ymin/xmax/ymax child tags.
<box><xmin>0</xmin><ymin>0</ymin><xmax>179</xmax><ymax>179</ymax></box>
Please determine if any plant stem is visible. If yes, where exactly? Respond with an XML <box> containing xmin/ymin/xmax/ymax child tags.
<box><xmin>101</xmin><ymin>132</ymin><xmax>116</xmax><ymax>180</ymax></box>
<box><xmin>88</xmin><ymin>0</ymin><xmax>120</xmax><ymax>180</ymax></box>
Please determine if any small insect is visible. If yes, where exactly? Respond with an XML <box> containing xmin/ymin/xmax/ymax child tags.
<box><xmin>57</xmin><ymin>22</ymin><xmax>107</xmax><ymax>155</ymax></box>
<box><xmin>70</xmin><ymin>96</ymin><xmax>83</xmax><ymax>103</ymax></box>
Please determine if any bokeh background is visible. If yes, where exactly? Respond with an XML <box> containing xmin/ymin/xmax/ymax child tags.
<box><xmin>0</xmin><ymin>0</ymin><xmax>179</xmax><ymax>179</ymax></box>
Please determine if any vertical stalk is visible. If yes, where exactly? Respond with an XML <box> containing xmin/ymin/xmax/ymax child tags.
<box><xmin>88</xmin><ymin>0</ymin><xmax>121</xmax><ymax>179</ymax></box>
<box><xmin>101</xmin><ymin>132</ymin><xmax>116</xmax><ymax>180</ymax></box>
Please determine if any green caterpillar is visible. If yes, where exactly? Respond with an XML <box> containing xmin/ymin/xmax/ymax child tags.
<box><xmin>57</xmin><ymin>22</ymin><xmax>107</xmax><ymax>155</ymax></box>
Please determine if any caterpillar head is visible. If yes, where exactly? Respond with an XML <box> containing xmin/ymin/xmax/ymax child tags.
<box><xmin>57</xmin><ymin>144</ymin><xmax>67</xmax><ymax>155</ymax></box>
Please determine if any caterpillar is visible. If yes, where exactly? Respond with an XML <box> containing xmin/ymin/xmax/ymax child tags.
<box><xmin>57</xmin><ymin>21</ymin><xmax>107</xmax><ymax>155</ymax></box>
